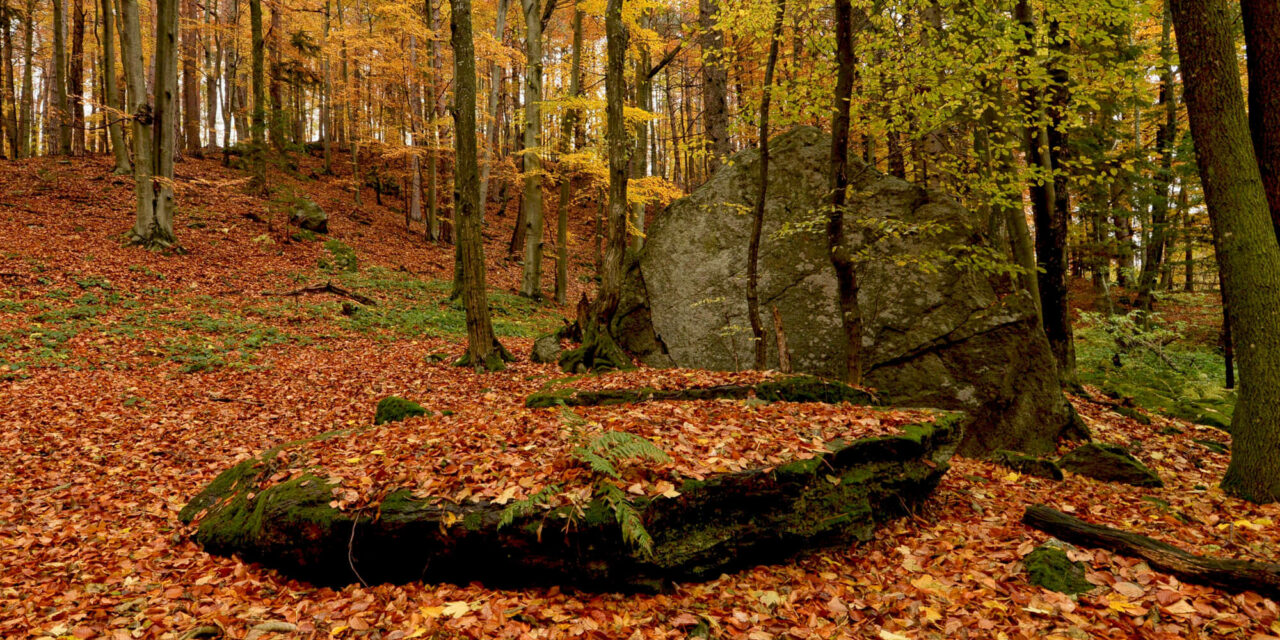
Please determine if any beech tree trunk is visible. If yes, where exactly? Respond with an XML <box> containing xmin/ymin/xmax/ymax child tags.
<box><xmin>1242</xmin><ymin>0</ymin><xmax>1280</xmax><ymax>235</ymax></box>
<box><xmin>478</xmin><ymin>0</ymin><xmax>510</xmax><ymax>212</ymax></box>
<box><xmin>1171</xmin><ymin>0</ymin><xmax>1280</xmax><ymax>504</ymax></box>
<box><xmin>827</xmin><ymin>0</ymin><xmax>862</xmax><ymax>385</ymax></box>
<box><xmin>268</xmin><ymin>0</ymin><xmax>284</xmax><ymax>150</ymax></box>
<box><xmin>596</xmin><ymin>0</ymin><xmax>628</xmax><ymax>325</ymax></box>
<box><xmin>554</xmin><ymin>0</ymin><xmax>582</xmax><ymax>307</ymax></box>
<box><xmin>1137</xmin><ymin>5</ymin><xmax>1177</xmax><ymax>311</ymax></box>
<box><xmin>450</xmin><ymin>0</ymin><xmax>508</xmax><ymax>371</ymax></box>
<box><xmin>18</xmin><ymin>0</ymin><xmax>33</xmax><ymax>157</ymax></box>
<box><xmin>518</xmin><ymin>0</ymin><xmax>545</xmax><ymax>299</ymax></box>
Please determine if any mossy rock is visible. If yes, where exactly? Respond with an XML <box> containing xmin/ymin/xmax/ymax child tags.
<box><xmin>1058</xmin><ymin>443</ymin><xmax>1163</xmax><ymax>488</ymax></box>
<box><xmin>290</xmin><ymin>197</ymin><xmax>328</xmax><ymax>234</ymax></box>
<box><xmin>374</xmin><ymin>396</ymin><xmax>429</xmax><ymax>425</ymax></box>
<box><xmin>990</xmin><ymin>449</ymin><xmax>1063</xmax><ymax>481</ymax></box>
<box><xmin>180</xmin><ymin>412</ymin><xmax>963</xmax><ymax>591</ymax></box>
<box><xmin>1111</xmin><ymin>405</ymin><xmax>1151</xmax><ymax>425</ymax></box>
<box><xmin>1024</xmin><ymin>542</ymin><xmax>1093</xmax><ymax>595</ymax></box>
<box><xmin>1193</xmin><ymin>439</ymin><xmax>1228</xmax><ymax>455</ymax></box>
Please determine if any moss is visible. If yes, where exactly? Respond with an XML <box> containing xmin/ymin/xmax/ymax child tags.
<box><xmin>754</xmin><ymin>376</ymin><xmax>877</xmax><ymax>405</ymax></box>
<box><xmin>462</xmin><ymin>511</ymin><xmax>484</xmax><ymax>531</ymax></box>
<box><xmin>525</xmin><ymin>388</ymin><xmax>576</xmax><ymax>408</ymax></box>
<box><xmin>1024</xmin><ymin>544</ymin><xmax>1093</xmax><ymax>595</ymax></box>
<box><xmin>775</xmin><ymin>456</ymin><xmax>823</xmax><ymax>477</ymax></box>
<box><xmin>1058</xmin><ymin>443</ymin><xmax>1163</xmax><ymax>488</ymax></box>
<box><xmin>179</xmin><ymin>458</ymin><xmax>263</xmax><ymax>523</ymax></box>
<box><xmin>374</xmin><ymin>396</ymin><xmax>429</xmax><ymax>425</ymax></box>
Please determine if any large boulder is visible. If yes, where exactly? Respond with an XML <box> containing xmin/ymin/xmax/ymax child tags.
<box><xmin>617</xmin><ymin>126</ymin><xmax>1074</xmax><ymax>456</ymax></box>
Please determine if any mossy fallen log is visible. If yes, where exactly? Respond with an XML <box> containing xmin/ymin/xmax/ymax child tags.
<box><xmin>526</xmin><ymin>375</ymin><xmax>879</xmax><ymax>409</ymax></box>
<box><xmin>180</xmin><ymin>414</ymin><xmax>960</xmax><ymax>591</ymax></box>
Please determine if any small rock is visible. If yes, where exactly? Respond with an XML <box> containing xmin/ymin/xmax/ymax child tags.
<box><xmin>1058</xmin><ymin>443</ymin><xmax>1163</xmax><ymax>487</ymax></box>
<box><xmin>530</xmin><ymin>333</ymin><xmax>564</xmax><ymax>364</ymax></box>
<box><xmin>290</xmin><ymin>198</ymin><xmax>329</xmax><ymax>234</ymax></box>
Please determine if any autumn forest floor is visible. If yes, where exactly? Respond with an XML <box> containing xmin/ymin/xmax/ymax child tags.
<box><xmin>1</xmin><ymin>152</ymin><xmax>1277</xmax><ymax>639</ymax></box>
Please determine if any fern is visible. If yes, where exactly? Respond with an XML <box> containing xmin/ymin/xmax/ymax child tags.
<box><xmin>600</xmin><ymin>483</ymin><xmax>654</xmax><ymax>556</ymax></box>
<box><xmin>571</xmin><ymin>430</ymin><xmax>671</xmax><ymax>479</ymax></box>
<box><xmin>497</xmin><ymin>484</ymin><xmax>560</xmax><ymax>529</ymax></box>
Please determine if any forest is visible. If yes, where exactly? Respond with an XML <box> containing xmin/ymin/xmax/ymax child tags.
<box><xmin>3</xmin><ymin>0</ymin><xmax>1280</xmax><ymax>637</ymax></box>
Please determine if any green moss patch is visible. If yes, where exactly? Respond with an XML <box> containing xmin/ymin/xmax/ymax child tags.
<box><xmin>374</xmin><ymin>396</ymin><xmax>429</xmax><ymax>425</ymax></box>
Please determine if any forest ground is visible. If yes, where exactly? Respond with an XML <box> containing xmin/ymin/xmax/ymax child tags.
<box><xmin>1</xmin><ymin>152</ymin><xmax>1277</xmax><ymax>639</ymax></box>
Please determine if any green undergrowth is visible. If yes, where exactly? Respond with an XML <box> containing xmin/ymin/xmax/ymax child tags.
<box><xmin>1076</xmin><ymin>310</ymin><xmax>1234</xmax><ymax>431</ymax></box>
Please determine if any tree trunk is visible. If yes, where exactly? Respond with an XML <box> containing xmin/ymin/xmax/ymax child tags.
<box><xmin>1242</xmin><ymin>0</ymin><xmax>1280</xmax><ymax>235</ymax></box>
<box><xmin>1023</xmin><ymin>505</ymin><xmax>1280</xmax><ymax>600</ymax></box>
<box><xmin>747</xmin><ymin>0</ymin><xmax>785</xmax><ymax>372</ymax></box>
<box><xmin>450</xmin><ymin>0</ymin><xmax>508</xmax><ymax>371</ymax></box>
<box><xmin>827</xmin><ymin>0</ymin><xmax>861</xmax><ymax>386</ymax></box>
<box><xmin>0</xmin><ymin>0</ymin><xmax>17</xmax><ymax>157</ymax></box>
<box><xmin>1171</xmin><ymin>0</ymin><xmax>1280</xmax><ymax>504</ymax></box>
<box><xmin>69</xmin><ymin>0</ymin><xmax>84</xmax><ymax>154</ymax></box>
<box><xmin>102</xmin><ymin>0</ymin><xmax>130</xmax><ymax>172</ymax></box>
<box><xmin>52</xmin><ymin>0</ymin><xmax>71</xmax><ymax>155</ymax></box>
<box><xmin>699</xmin><ymin>0</ymin><xmax>729</xmax><ymax>173</ymax></box>
<box><xmin>518</xmin><ymin>0</ymin><xmax>545</xmax><ymax>299</ymax></box>
<box><xmin>205</xmin><ymin>0</ymin><xmax>218</xmax><ymax>152</ymax></box>
<box><xmin>248</xmin><ymin>0</ymin><xmax>266</xmax><ymax>191</ymax></box>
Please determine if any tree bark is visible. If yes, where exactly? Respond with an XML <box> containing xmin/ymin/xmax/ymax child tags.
<box><xmin>1171</xmin><ymin>0</ymin><xmax>1280</xmax><ymax>504</ymax></box>
<box><xmin>1242</xmin><ymin>0</ymin><xmax>1280</xmax><ymax>235</ymax></box>
<box><xmin>748</xmin><ymin>0</ymin><xmax>785</xmax><ymax>372</ymax></box>
<box><xmin>827</xmin><ymin>0</ymin><xmax>862</xmax><ymax>385</ymax></box>
<box><xmin>268</xmin><ymin>0</ymin><xmax>284</xmax><ymax>150</ymax></box>
<box><xmin>18</xmin><ymin>0</ymin><xmax>33</xmax><ymax>157</ymax></box>
<box><xmin>554</xmin><ymin>0</ymin><xmax>582</xmax><ymax>307</ymax></box>
<box><xmin>518</xmin><ymin>0</ymin><xmax>545</xmax><ymax>299</ymax></box>
<box><xmin>478</xmin><ymin>0</ymin><xmax>510</xmax><ymax>212</ymax></box>
<box><xmin>182</xmin><ymin>0</ymin><xmax>200</xmax><ymax>153</ymax></box>
<box><xmin>450</xmin><ymin>0</ymin><xmax>509</xmax><ymax>371</ymax></box>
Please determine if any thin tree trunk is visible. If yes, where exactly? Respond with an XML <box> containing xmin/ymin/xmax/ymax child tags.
<box><xmin>1137</xmin><ymin>4</ymin><xmax>1177</xmax><ymax>311</ymax></box>
<box><xmin>595</xmin><ymin>0</ymin><xmax>628</xmax><ymax>323</ymax></box>
<box><xmin>554</xmin><ymin>0</ymin><xmax>582</xmax><ymax>307</ymax></box>
<box><xmin>182</xmin><ymin>0</ymin><xmax>200</xmax><ymax>153</ymax></box>
<box><xmin>1171</xmin><ymin>0</ymin><xmax>1280</xmax><ymax>504</ymax></box>
<box><xmin>828</xmin><ymin>0</ymin><xmax>862</xmax><ymax>385</ymax></box>
<box><xmin>18</xmin><ymin>0</ymin><xmax>33</xmax><ymax>157</ymax></box>
<box><xmin>205</xmin><ymin>0</ymin><xmax>218</xmax><ymax>151</ymax></box>
<box><xmin>747</xmin><ymin>0</ymin><xmax>785</xmax><ymax>371</ymax></box>
<box><xmin>268</xmin><ymin>0</ymin><xmax>284</xmax><ymax>150</ymax></box>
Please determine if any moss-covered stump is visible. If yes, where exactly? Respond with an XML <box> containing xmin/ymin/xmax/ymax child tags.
<box><xmin>180</xmin><ymin>413</ymin><xmax>961</xmax><ymax>591</ymax></box>
<box><xmin>527</xmin><ymin>375</ymin><xmax>878</xmax><ymax>409</ymax></box>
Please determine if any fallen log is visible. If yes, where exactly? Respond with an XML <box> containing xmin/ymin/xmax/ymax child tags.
<box><xmin>526</xmin><ymin>375</ymin><xmax>880</xmax><ymax>409</ymax></box>
<box><xmin>262</xmin><ymin>281</ymin><xmax>378</xmax><ymax>306</ymax></box>
<box><xmin>1022</xmin><ymin>504</ymin><xmax>1280</xmax><ymax>600</ymax></box>
<box><xmin>181</xmin><ymin>413</ymin><xmax>960</xmax><ymax>591</ymax></box>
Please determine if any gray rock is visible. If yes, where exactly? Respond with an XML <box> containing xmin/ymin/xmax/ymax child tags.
<box><xmin>616</xmin><ymin>126</ymin><xmax>1074</xmax><ymax>455</ymax></box>
<box><xmin>1058</xmin><ymin>443</ymin><xmax>1163</xmax><ymax>487</ymax></box>
<box><xmin>291</xmin><ymin>198</ymin><xmax>329</xmax><ymax>234</ymax></box>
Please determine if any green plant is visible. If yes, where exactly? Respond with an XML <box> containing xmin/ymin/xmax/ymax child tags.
<box><xmin>571</xmin><ymin>430</ymin><xmax>671</xmax><ymax>479</ymax></box>
<box><xmin>320</xmin><ymin>239</ymin><xmax>359</xmax><ymax>273</ymax></box>
<box><xmin>599</xmin><ymin>483</ymin><xmax>654</xmax><ymax>555</ymax></box>
<box><xmin>497</xmin><ymin>483</ymin><xmax>561</xmax><ymax>529</ymax></box>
